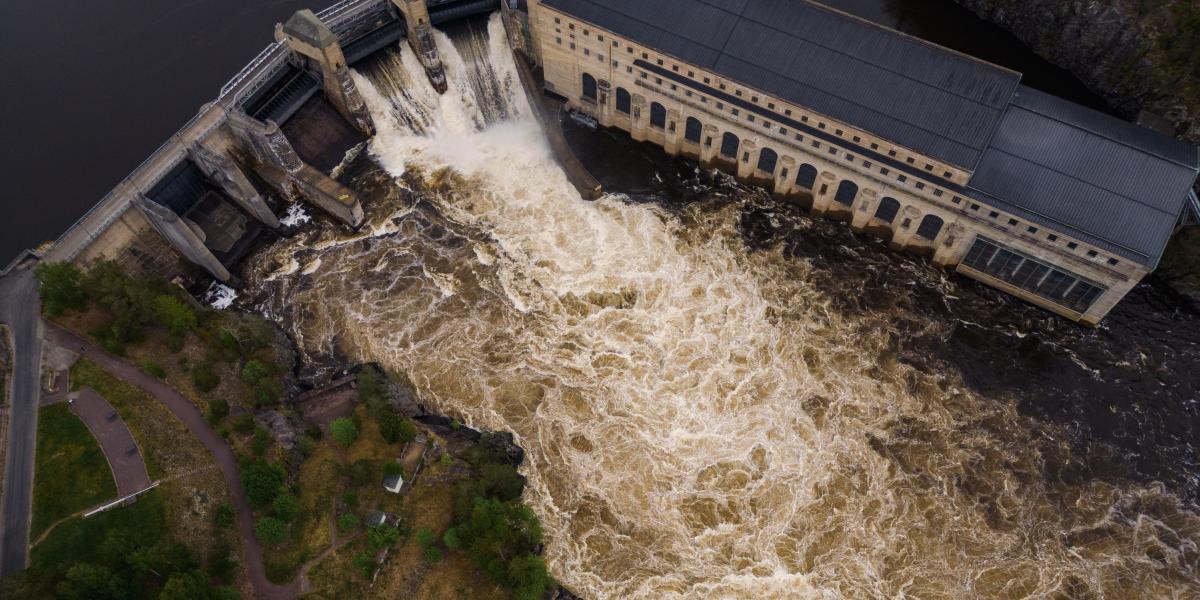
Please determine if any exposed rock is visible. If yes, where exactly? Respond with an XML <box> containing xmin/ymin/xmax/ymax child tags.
<box><xmin>257</xmin><ymin>409</ymin><xmax>299</xmax><ymax>449</ymax></box>
<box><xmin>954</xmin><ymin>0</ymin><xmax>1200</xmax><ymax>141</ymax></box>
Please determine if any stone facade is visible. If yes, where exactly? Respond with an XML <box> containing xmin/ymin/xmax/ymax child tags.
<box><xmin>530</xmin><ymin>0</ymin><xmax>1148</xmax><ymax>325</ymax></box>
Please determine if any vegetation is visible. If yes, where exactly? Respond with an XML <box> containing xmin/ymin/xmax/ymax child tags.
<box><xmin>34</xmin><ymin>261</ymin><xmax>87</xmax><ymax>316</ymax></box>
<box><xmin>30</xmin><ymin>403</ymin><xmax>117</xmax><ymax>537</ymax></box>
<box><xmin>2</xmin><ymin>490</ymin><xmax>237</xmax><ymax>600</ymax></box>
<box><xmin>240</xmin><ymin>460</ymin><xmax>286</xmax><ymax>508</ymax></box>
<box><xmin>330</xmin><ymin>417</ymin><xmax>359</xmax><ymax>448</ymax></box>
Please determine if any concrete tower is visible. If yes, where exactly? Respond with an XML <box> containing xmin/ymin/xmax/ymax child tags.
<box><xmin>277</xmin><ymin>10</ymin><xmax>375</xmax><ymax>135</ymax></box>
<box><xmin>391</xmin><ymin>0</ymin><xmax>448</xmax><ymax>93</ymax></box>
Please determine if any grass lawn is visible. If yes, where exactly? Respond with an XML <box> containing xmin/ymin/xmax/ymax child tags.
<box><xmin>30</xmin><ymin>403</ymin><xmax>117</xmax><ymax>538</ymax></box>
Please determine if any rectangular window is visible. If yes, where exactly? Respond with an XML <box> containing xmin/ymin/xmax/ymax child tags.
<box><xmin>970</xmin><ymin>204</ymin><xmax>980</xmax><ymax>211</ymax></box>
<box><xmin>818</xmin><ymin>123</ymin><xmax>826</xmax><ymax>129</ymax></box>
<box><xmin>897</xmin><ymin>174</ymin><xmax>907</xmax><ymax>183</ymax></box>
<box><xmin>880</xmin><ymin>167</ymin><xmax>889</xmax><ymax>175</ymax></box>
<box><xmin>988</xmin><ymin>211</ymin><xmax>999</xmax><ymax>218</ymax></box>
<box><xmin>863</xmin><ymin>161</ymin><xmax>872</xmax><ymax>168</ymax></box>
<box><xmin>1047</xmin><ymin>234</ymin><xmax>1058</xmax><ymax>242</ymax></box>
<box><xmin>716</xmin><ymin>102</ymin><xmax>723</xmax><ymax>110</ymax></box>
<box><xmin>570</xmin><ymin>42</ymin><xmax>575</xmax><ymax>50</ymax></box>
<box><xmin>1086</xmin><ymin>250</ymin><xmax>1098</xmax><ymax>258</ymax></box>
<box><xmin>1067</xmin><ymin>242</ymin><xmax>1078</xmax><ymax>250</ymax></box>
<box><xmin>598</xmin><ymin>35</ymin><xmax>604</xmax><ymax>42</ymax></box>
<box><xmin>801</xmin><ymin>116</ymin><xmax>809</xmax><ymax>122</ymax></box>
<box><xmin>779</xmin><ymin>127</ymin><xmax>787</xmax><ymax>134</ymax></box>
<box><xmin>915</xmin><ymin>182</ymin><xmax>925</xmax><ymax>189</ymax></box>
<box><xmin>1008</xmin><ymin>218</ymin><xmax>1018</xmax><ymax>226</ymax></box>
<box><xmin>731</xmin><ymin>108</ymin><xmax>739</xmax><ymax>116</ymax></box>
<box><xmin>924</xmin><ymin>164</ymin><xmax>934</xmax><ymax>171</ymax></box>
<box><xmin>748</xmin><ymin>115</ymin><xmax>755</xmax><ymax>122</ymax></box>
<box><xmin>906</xmin><ymin>157</ymin><xmax>916</xmax><ymax>164</ymax></box>
<box><xmin>943</xmin><ymin>171</ymin><xmax>953</xmax><ymax>178</ymax></box>
<box><xmin>952</xmin><ymin>196</ymin><xmax>961</xmax><ymax>204</ymax></box>
<box><xmin>811</xmin><ymin>140</ymin><xmax>821</xmax><ymax>149</ymax></box>
<box><xmin>556</xmin><ymin>37</ymin><xmax>562</xmax><ymax>45</ymax></box>
<box><xmin>835</xmin><ymin>129</ymin><xmax>843</xmax><ymax>136</ymax></box>
<box><xmin>1107</xmin><ymin>258</ymin><xmax>1119</xmax><ymax>266</ymax></box>
<box><xmin>870</xmin><ymin>143</ymin><xmax>879</xmax><ymax>150</ymax></box>
<box><xmin>784</xmin><ymin>109</ymin><xmax>792</xmax><ymax>116</ymax></box>
<box><xmin>768</xmin><ymin>102</ymin><xmax>776</xmax><ymax>109</ymax></box>
<box><xmin>888</xmin><ymin>150</ymin><xmax>897</xmax><ymax>157</ymax></box>
<box><xmin>1027</xmin><ymin>226</ymin><xmax>1038</xmax><ymax>234</ymax></box>
<box><xmin>853</xmin><ymin>136</ymin><xmax>861</xmax><ymax>143</ymax></box>
<box><xmin>583</xmin><ymin>48</ymin><xmax>589</xmax><ymax>55</ymax></box>
<box><xmin>704</xmin><ymin>77</ymin><xmax>710</xmax><ymax>84</ymax></box>
<box><xmin>828</xmin><ymin>147</ymin><xmax>837</xmax><ymax>155</ymax></box>
<box><xmin>933</xmin><ymin>189</ymin><xmax>943</xmax><ymax>197</ymax></box>
<box><xmin>688</xmin><ymin>70</ymin><xmax>694</xmax><ymax>77</ymax></box>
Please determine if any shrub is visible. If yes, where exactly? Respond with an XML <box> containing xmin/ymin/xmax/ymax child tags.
<box><xmin>351</xmin><ymin>551</ymin><xmax>374</xmax><ymax>579</ymax></box>
<box><xmin>340</xmin><ymin>460</ymin><xmax>374</xmax><ymax>487</ymax></box>
<box><xmin>357</xmin><ymin>365</ymin><xmax>390</xmax><ymax>414</ymax></box>
<box><xmin>251</xmin><ymin>428</ymin><xmax>271</xmax><ymax>457</ymax></box>
<box><xmin>141</xmin><ymin>361</ymin><xmax>166</xmax><ymax>379</ymax></box>
<box><xmin>213</xmin><ymin>503</ymin><xmax>235</xmax><ymax>529</ymax></box>
<box><xmin>192</xmin><ymin>364</ymin><xmax>220</xmax><ymax>393</ymax></box>
<box><xmin>342</xmin><ymin>492</ymin><xmax>359</xmax><ymax>509</ymax></box>
<box><xmin>208</xmin><ymin>397</ymin><xmax>230</xmax><ymax>423</ymax></box>
<box><xmin>378</xmin><ymin>410</ymin><xmax>417</xmax><ymax>444</ymax></box>
<box><xmin>254</xmin><ymin>517</ymin><xmax>286</xmax><ymax>545</ymax></box>
<box><xmin>272</xmin><ymin>493</ymin><xmax>300</xmax><ymax>523</ymax></box>
<box><xmin>367</xmin><ymin>524</ymin><xmax>401</xmax><ymax>551</ymax></box>
<box><xmin>329</xmin><ymin>417</ymin><xmax>357</xmax><ymax>448</ymax></box>
<box><xmin>241</xmin><ymin>461</ymin><xmax>285</xmax><ymax>508</ymax></box>
<box><xmin>152</xmin><ymin>295</ymin><xmax>198</xmax><ymax>338</ymax></box>
<box><xmin>305</xmin><ymin>424</ymin><xmax>323</xmax><ymax>440</ymax></box>
<box><xmin>232</xmin><ymin>413</ymin><xmax>255</xmax><ymax>435</ymax></box>
<box><xmin>383</xmin><ymin>462</ymin><xmax>405</xmax><ymax>477</ymax></box>
<box><xmin>440</xmin><ymin>453</ymin><xmax>453</xmax><ymax>467</ymax></box>
<box><xmin>296</xmin><ymin>435</ymin><xmax>316</xmax><ymax>458</ymax></box>
<box><xmin>337</xmin><ymin>513</ymin><xmax>360</xmax><ymax>533</ymax></box>
<box><xmin>423</xmin><ymin>545</ymin><xmax>443</xmax><ymax>563</ymax></box>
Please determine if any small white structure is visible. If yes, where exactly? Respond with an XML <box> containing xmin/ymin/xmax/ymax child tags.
<box><xmin>383</xmin><ymin>473</ymin><xmax>403</xmax><ymax>494</ymax></box>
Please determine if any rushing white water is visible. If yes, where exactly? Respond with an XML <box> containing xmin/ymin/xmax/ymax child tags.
<box><xmin>248</xmin><ymin>14</ymin><xmax>1200</xmax><ymax>599</ymax></box>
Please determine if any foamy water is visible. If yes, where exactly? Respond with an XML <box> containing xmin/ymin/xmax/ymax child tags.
<box><xmin>246</xmin><ymin>14</ymin><xmax>1200</xmax><ymax>599</ymax></box>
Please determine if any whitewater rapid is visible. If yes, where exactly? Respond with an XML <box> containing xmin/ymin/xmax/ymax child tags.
<box><xmin>246</xmin><ymin>14</ymin><xmax>1200</xmax><ymax>599</ymax></box>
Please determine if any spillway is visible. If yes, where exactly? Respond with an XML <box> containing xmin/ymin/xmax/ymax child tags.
<box><xmin>244</xmin><ymin>14</ymin><xmax>1200</xmax><ymax>599</ymax></box>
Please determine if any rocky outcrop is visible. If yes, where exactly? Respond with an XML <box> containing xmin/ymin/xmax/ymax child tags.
<box><xmin>954</xmin><ymin>0</ymin><xmax>1200</xmax><ymax>141</ymax></box>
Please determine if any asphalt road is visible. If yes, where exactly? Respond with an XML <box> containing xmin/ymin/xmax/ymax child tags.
<box><xmin>0</xmin><ymin>268</ymin><xmax>43</xmax><ymax>575</ymax></box>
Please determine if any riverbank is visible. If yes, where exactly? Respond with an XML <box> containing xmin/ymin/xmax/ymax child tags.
<box><xmin>955</xmin><ymin>0</ymin><xmax>1200</xmax><ymax>141</ymax></box>
<box><xmin>1157</xmin><ymin>225</ymin><xmax>1200</xmax><ymax>307</ymax></box>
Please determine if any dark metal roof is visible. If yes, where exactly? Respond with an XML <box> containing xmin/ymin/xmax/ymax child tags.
<box><xmin>541</xmin><ymin>0</ymin><xmax>1021</xmax><ymax>168</ymax></box>
<box><xmin>968</xmin><ymin>86</ymin><xmax>1200</xmax><ymax>266</ymax></box>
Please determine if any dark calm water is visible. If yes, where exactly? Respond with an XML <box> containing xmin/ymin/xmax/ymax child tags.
<box><xmin>0</xmin><ymin>0</ymin><xmax>1114</xmax><ymax>263</ymax></box>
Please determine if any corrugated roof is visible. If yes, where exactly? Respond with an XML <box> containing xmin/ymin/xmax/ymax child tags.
<box><xmin>541</xmin><ymin>0</ymin><xmax>1021</xmax><ymax>168</ymax></box>
<box><xmin>968</xmin><ymin>86</ymin><xmax>1200</xmax><ymax>266</ymax></box>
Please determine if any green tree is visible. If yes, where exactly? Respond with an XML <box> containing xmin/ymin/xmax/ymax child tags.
<box><xmin>337</xmin><ymin>513</ymin><xmax>360</xmax><ymax>533</ymax></box>
<box><xmin>367</xmin><ymin>524</ymin><xmax>401</xmax><ymax>550</ymax></box>
<box><xmin>446</xmin><ymin>496</ymin><xmax>547</xmax><ymax>596</ymax></box>
<box><xmin>272</xmin><ymin>493</ymin><xmax>300</xmax><ymax>523</ymax></box>
<box><xmin>213</xmin><ymin>502</ymin><xmax>235</xmax><ymax>529</ymax></box>
<box><xmin>207</xmin><ymin>397</ymin><xmax>230</xmax><ymax>423</ymax></box>
<box><xmin>35</xmin><ymin>261</ymin><xmax>86</xmax><ymax>316</ymax></box>
<box><xmin>191</xmin><ymin>363</ymin><xmax>220</xmax><ymax>393</ymax></box>
<box><xmin>377</xmin><ymin>409</ymin><xmax>416</xmax><ymax>444</ymax></box>
<box><xmin>329</xmin><ymin>417</ymin><xmax>358</xmax><ymax>448</ymax></box>
<box><xmin>357</xmin><ymin>365</ymin><xmax>390</xmax><ymax>414</ymax></box>
<box><xmin>255</xmin><ymin>516</ymin><xmax>287</xmax><ymax>545</ymax></box>
<box><xmin>251</xmin><ymin>427</ymin><xmax>271</xmax><ymax>456</ymax></box>
<box><xmin>129</xmin><ymin>539</ymin><xmax>196</xmax><ymax>579</ymax></box>
<box><xmin>507</xmin><ymin>554</ymin><xmax>554</xmax><ymax>600</ymax></box>
<box><xmin>351</xmin><ymin>551</ymin><xmax>375</xmax><ymax>578</ymax></box>
<box><xmin>241</xmin><ymin>461</ymin><xmax>285</xmax><ymax>507</ymax></box>
<box><xmin>151</xmin><ymin>295</ymin><xmax>198</xmax><ymax>338</ymax></box>
<box><xmin>55</xmin><ymin>563</ymin><xmax>126</xmax><ymax>600</ymax></box>
<box><xmin>157</xmin><ymin>570</ymin><xmax>212</xmax><ymax>600</ymax></box>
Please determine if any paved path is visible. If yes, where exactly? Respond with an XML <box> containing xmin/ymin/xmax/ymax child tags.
<box><xmin>70</xmin><ymin>388</ymin><xmax>151</xmax><ymax>497</ymax></box>
<box><xmin>45</xmin><ymin>322</ymin><xmax>298</xmax><ymax>599</ymax></box>
<box><xmin>0</xmin><ymin>268</ymin><xmax>43</xmax><ymax>575</ymax></box>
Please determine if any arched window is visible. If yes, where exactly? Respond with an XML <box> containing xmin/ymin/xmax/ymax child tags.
<box><xmin>916</xmin><ymin>214</ymin><xmax>944</xmax><ymax>240</ymax></box>
<box><xmin>616</xmin><ymin>87</ymin><xmax>631</xmax><ymax>114</ymax></box>
<box><xmin>874</xmin><ymin>197</ymin><xmax>900</xmax><ymax>223</ymax></box>
<box><xmin>650</xmin><ymin>102</ymin><xmax>666</xmax><ymax>129</ymax></box>
<box><xmin>795</xmin><ymin>164</ymin><xmax>817</xmax><ymax>190</ymax></box>
<box><xmin>834</xmin><ymin>180</ymin><xmax>858</xmax><ymax>206</ymax></box>
<box><xmin>582</xmin><ymin>73</ymin><xmax>597</xmax><ymax>100</ymax></box>
<box><xmin>720</xmin><ymin>132</ymin><xmax>739</xmax><ymax>158</ymax></box>
<box><xmin>685</xmin><ymin>117</ymin><xmax>702</xmax><ymax>143</ymax></box>
<box><xmin>757</xmin><ymin>147</ymin><xmax>778</xmax><ymax>174</ymax></box>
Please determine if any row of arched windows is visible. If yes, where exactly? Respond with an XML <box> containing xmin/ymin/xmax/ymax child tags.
<box><xmin>591</xmin><ymin>76</ymin><xmax>946</xmax><ymax>242</ymax></box>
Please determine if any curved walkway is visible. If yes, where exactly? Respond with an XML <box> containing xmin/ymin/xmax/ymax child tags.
<box><xmin>69</xmin><ymin>388</ymin><xmax>151</xmax><ymax>497</ymax></box>
<box><xmin>44</xmin><ymin>322</ymin><xmax>299</xmax><ymax>599</ymax></box>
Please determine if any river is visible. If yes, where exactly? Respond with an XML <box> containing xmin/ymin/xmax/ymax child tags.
<box><xmin>241</xmin><ymin>14</ymin><xmax>1200</xmax><ymax>599</ymax></box>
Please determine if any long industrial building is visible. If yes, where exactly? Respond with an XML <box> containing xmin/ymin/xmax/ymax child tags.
<box><xmin>520</xmin><ymin>0</ymin><xmax>1200</xmax><ymax>324</ymax></box>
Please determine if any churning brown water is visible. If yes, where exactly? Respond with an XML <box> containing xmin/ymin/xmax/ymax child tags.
<box><xmin>244</xmin><ymin>15</ymin><xmax>1200</xmax><ymax>599</ymax></box>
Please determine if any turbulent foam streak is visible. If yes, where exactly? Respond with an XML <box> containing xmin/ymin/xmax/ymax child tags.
<box><xmin>247</xmin><ymin>14</ymin><xmax>1200</xmax><ymax>599</ymax></box>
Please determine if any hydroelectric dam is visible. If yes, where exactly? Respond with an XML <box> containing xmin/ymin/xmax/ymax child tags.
<box><xmin>7</xmin><ymin>1</ymin><xmax>1200</xmax><ymax>598</ymax></box>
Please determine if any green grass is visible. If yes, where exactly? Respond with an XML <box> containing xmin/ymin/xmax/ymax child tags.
<box><xmin>30</xmin><ymin>403</ymin><xmax>117</xmax><ymax>538</ymax></box>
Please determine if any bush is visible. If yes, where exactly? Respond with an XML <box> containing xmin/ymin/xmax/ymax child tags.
<box><xmin>337</xmin><ymin>513</ymin><xmax>360</xmax><ymax>533</ymax></box>
<box><xmin>141</xmin><ymin>361</ymin><xmax>166</xmax><ymax>379</ymax></box>
<box><xmin>342</xmin><ymin>492</ymin><xmax>359</xmax><ymax>509</ymax></box>
<box><xmin>240</xmin><ymin>461</ymin><xmax>285</xmax><ymax>508</ymax></box>
<box><xmin>207</xmin><ymin>397</ymin><xmax>230</xmax><ymax>423</ymax></box>
<box><xmin>272</xmin><ymin>494</ymin><xmax>300</xmax><ymax>523</ymax></box>
<box><xmin>357</xmin><ymin>365</ymin><xmax>390</xmax><ymax>414</ymax></box>
<box><xmin>192</xmin><ymin>364</ymin><xmax>220</xmax><ymax>393</ymax></box>
<box><xmin>241</xmin><ymin>359</ymin><xmax>282</xmax><ymax>407</ymax></box>
<box><xmin>35</xmin><ymin>262</ymin><xmax>87</xmax><ymax>316</ymax></box>
<box><xmin>232</xmin><ymin>413</ymin><xmax>255</xmax><ymax>435</ymax></box>
<box><xmin>423</xmin><ymin>545</ymin><xmax>443</xmax><ymax>563</ymax></box>
<box><xmin>329</xmin><ymin>418</ymin><xmax>358</xmax><ymax>448</ymax></box>
<box><xmin>213</xmin><ymin>503</ymin><xmax>235</xmax><ymax>529</ymax></box>
<box><xmin>152</xmin><ymin>295</ymin><xmax>198</xmax><ymax>338</ymax></box>
<box><xmin>296</xmin><ymin>435</ymin><xmax>316</xmax><ymax>458</ymax></box>
<box><xmin>305</xmin><ymin>424</ymin><xmax>323</xmax><ymax>440</ymax></box>
<box><xmin>383</xmin><ymin>462</ymin><xmax>405</xmax><ymax>477</ymax></box>
<box><xmin>446</xmin><ymin>497</ymin><xmax>550</xmax><ymax>599</ymax></box>
<box><xmin>351</xmin><ymin>551</ymin><xmax>375</xmax><ymax>579</ymax></box>
<box><xmin>251</xmin><ymin>428</ymin><xmax>271</xmax><ymax>457</ymax></box>
<box><xmin>340</xmin><ymin>460</ymin><xmax>374</xmax><ymax>487</ymax></box>
<box><xmin>367</xmin><ymin>524</ymin><xmax>401</xmax><ymax>551</ymax></box>
<box><xmin>254</xmin><ymin>517</ymin><xmax>286</xmax><ymax>545</ymax></box>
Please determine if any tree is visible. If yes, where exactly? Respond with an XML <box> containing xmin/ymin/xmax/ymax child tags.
<box><xmin>213</xmin><ymin>502</ymin><xmax>235</xmax><ymax>529</ymax></box>
<box><xmin>378</xmin><ymin>409</ymin><xmax>416</xmax><ymax>444</ymax></box>
<box><xmin>151</xmin><ymin>295</ymin><xmax>197</xmax><ymax>338</ymax></box>
<box><xmin>56</xmin><ymin>563</ymin><xmax>126</xmax><ymax>600</ymax></box>
<box><xmin>507</xmin><ymin>554</ymin><xmax>554</xmax><ymax>600</ymax></box>
<box><xmin>35</xmin><ymin>261</ymin><xmax>86</xmax><ymax>316</ymax></box>
<box><xmin>329</xmin><ymin>417</ymin><xmax>358</xmax><ymax>448</ymax></box>
<box><xmin>272</xmin><ymin>493</ymin><xmax>300</xmax><ymax>523</ymax></box>
<box><xmin>129</xmin><ymin>539</ymin><xmax>196</xmax><ymax>580</ymax></box>
<box><xmin>447</xmin><ymin>496</ymin><xmax>546</xmax><ymax>595</ymax></box>
<box><xmin>255</xmin><ymin>517</ymin><xmax>287</xmax><ymax>545</ymax></box>
<box><xmin>241</xmin><ymin>461</ymin><xmax>285</xmax><ymax>507</ymax></box>
<box><xmin>207</xmin><ymin>397</ymin><xmax>229</xmax><ymax>423</ymax></box>
<box><xmin>351</xmin><ymin>551</ymin><xmax>375</xmax><ymax>578</ymax></box>
<box><xmin>337</xmin><ymin>513</ymin><xmax>360</xmax><ymax>533</ymax></box>
<box><xmin>367</xmin><ymin>524</ymin><xmax>401</xmax><ymax>550</ymax></box>
<box><xmin>157</xmin><ymin>570</ymin><xmax>212</xmax><ymax>600</ymax></box>
<box><xmin>191</xmin><ymin>363</ymin><xmax>220</xmax><ymax>393</ymax></box>
<box><xmin>357</xmin><ymin>365</ymin><xmax>390</xmax><ymax>414</ymax></box>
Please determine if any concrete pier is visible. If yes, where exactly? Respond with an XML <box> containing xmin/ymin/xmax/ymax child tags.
<box><xmin>392</xmin><ymin>0</ymin><xmax>448</xmax><ymax>93</ymax></box>
<box><xmin>277</xmin><ymin>10</ymin><xmax>375</xmax><ymax>136</ymax></box>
